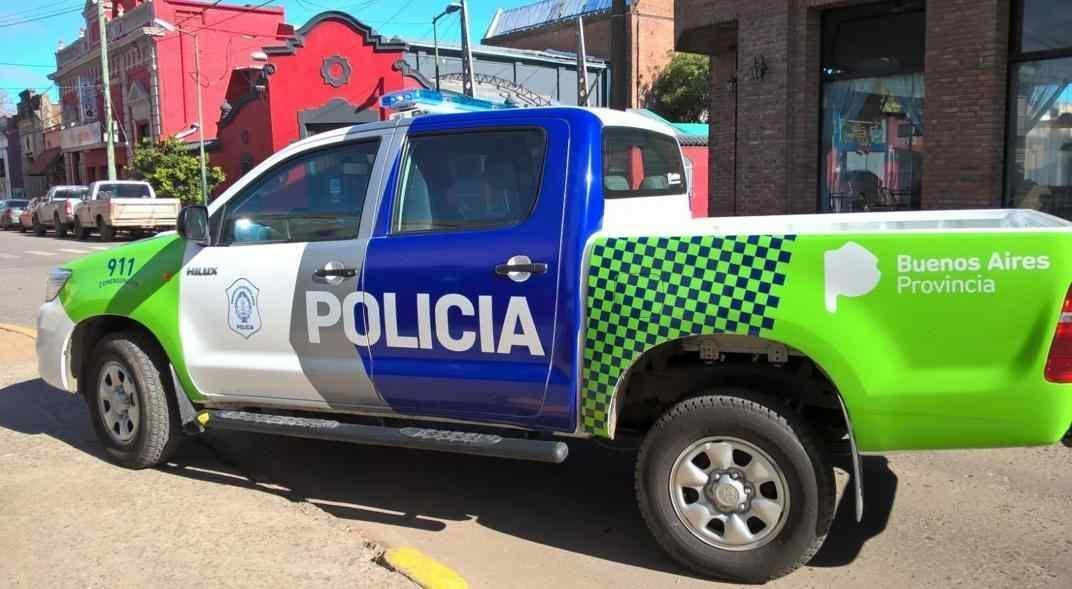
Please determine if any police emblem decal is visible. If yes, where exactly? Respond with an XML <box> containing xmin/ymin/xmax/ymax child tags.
<box><xmin>226</xmin><ymin>278</ymin><xmax>262</xmax><ymax>339</ymax></box>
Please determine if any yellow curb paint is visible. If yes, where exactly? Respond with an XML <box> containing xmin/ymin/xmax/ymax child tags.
<box><xmin>384</xmin><ymin>547</ymin><xmax>468</xmax><ymax>589</ymax></box>
<box><xmin>0</xmin><ymin>323</ymin><xmax>36</xmax><ymax>339</ymax></box>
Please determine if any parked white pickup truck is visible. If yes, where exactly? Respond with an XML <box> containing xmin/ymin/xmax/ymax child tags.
<box><xmin>72</xmin><ymin>180</ymin><xmax>179</xmax><ymax>241</ymax></box>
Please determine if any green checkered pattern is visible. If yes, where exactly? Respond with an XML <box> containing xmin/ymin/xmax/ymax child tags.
<box><xmin>580</xmin><ymin>234</ymin><xmax>797</xmax><ymax>436</ymax></box>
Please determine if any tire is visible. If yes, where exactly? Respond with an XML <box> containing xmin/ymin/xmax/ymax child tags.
<box><xmin>18</xmin><ymin>223</ymin><xmax>26</xmax><ymax>233</ymax></box>
<box><xmin>98</xmin><ymin>217</ymin><xmax>114</xmax><ymax>242</ymax></box>
<box><xmin>635</xmin><ymin>391</ymin><xmax>835</xmax><ymax>583</ymax></box>
<box><xmin>85</xmin><ymin>331</ymin><xmax>183</xmax><ymax>469</ymax></box>
<box><xmin>73</xmin><ymin>216</ymin><xmax>89</xmax><ymax>241</ymax></box>
<box><xmin>54</xmin><ymin>214</ymin><xmax>68</xmax><ymax>238</ymax></box>
<box><xmin>32</xmin><ymin>215</ymin><xmax>45</xmax><ymax>236</ymax></box>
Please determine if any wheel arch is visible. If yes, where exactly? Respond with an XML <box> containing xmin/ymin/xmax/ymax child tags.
<box><xmin>602</xmin><ymin>331</ymin><xmax>867</xmax><ymax>521</ymax></box>
<box><xmin>70</xmin><ymin>314</ymin><xmax>169</xmax><ymax>394</ymax></box>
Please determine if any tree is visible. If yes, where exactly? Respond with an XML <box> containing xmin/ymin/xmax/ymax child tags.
<box><xmin>126</xmin><ymin>137</ymin><xmax>225</xmax><ymax>205</ymax></box>
<box><xmin>647</xmin><ymin>53</ymin><xmax>710</xmax><ymax>123</ymax></box>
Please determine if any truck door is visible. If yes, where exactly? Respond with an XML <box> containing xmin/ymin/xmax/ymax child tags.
<box><xmin>179</xmin><ymin>130</ymin><xmax>396</xmax><ymax>408</ymax></box>
<box><xmin>362</xmin><ymin>121</ymin><xmax>568</xmax><ymax>420</ymax></box>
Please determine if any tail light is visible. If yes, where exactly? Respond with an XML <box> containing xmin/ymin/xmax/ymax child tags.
<box><xmin>65</xmin><ymin>200</ymin><xmax>73</xmax><ymax>216</ymax></box>
<box><xmin>1044</xmin><ymin>285</ymin><xmax>1072</xmax><ymax>382</ymax></box>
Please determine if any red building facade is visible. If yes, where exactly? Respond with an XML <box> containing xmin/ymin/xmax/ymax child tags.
<box><xmin>211</xmin><ymin>11</ymin><xmax>421</xmax><ymax>191</ymax></box>
<box><xmin>51</xmin><ymin>0</ymin><xmax>287</xmax><ymax>184</ymax></box>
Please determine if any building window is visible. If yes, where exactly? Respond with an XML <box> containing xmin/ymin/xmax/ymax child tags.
<box><xmin>1007</xmin><ymin>1</ymin><xmax>1072</xmax><ymax>219</ymax></box>
<box><xmin>136</xmin><ymin>122</ymin><xmax>150</xmax><ymax>143</ymax></box>
<box><xmin>819</xmin><ymin>1</ymin><xmax>925</xmax><ymax>213</ymax></box>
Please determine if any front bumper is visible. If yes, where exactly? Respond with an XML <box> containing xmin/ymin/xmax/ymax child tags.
<box><xmin>36</xmin><ymin>298</ymin><xmax>77</xmax><ymax>393</ymax></box>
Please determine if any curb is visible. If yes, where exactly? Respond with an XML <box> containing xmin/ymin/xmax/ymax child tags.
<box><xmin>382</xmin><ymin>547</ymin><xmax>468</xmax><ymax>589</ymax></box>
<box><xmin>0</xmin><ymin>323</ymin><xmax>36</xmax><ymax>339</ymax></box>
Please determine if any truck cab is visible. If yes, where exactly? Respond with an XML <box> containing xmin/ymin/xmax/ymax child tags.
<box><xmin>177</xmin><ymin>107</ymin><xmax>687</xmax><ymax>431</ymax></box>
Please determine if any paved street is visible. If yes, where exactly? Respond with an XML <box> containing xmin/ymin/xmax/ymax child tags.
<box><xmin>0</xmin><ymin>228</ymin><xmax>130</xmax><ymax>326</ymax></box>
<box><xmin>1</xmin><ymin>229</ymin><xmax>1070</xmax><ymax>588</ymax></box>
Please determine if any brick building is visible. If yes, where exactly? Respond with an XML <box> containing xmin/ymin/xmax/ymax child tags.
<box><xmin>485</xmin><ymin>0</ymin><xmax>676</xmax><ymax>108</ymax></box>
<box><xmin>14</xmin><ymin>90</ymin><xmax>61</xmax><ymax>198</ymax></box>
<box><xmin>676</xmin><ymin>0</ymin><xmax>1072</xmax><ymax>219</ymax></box>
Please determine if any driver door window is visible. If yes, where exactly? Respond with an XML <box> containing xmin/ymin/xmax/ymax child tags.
<box><xmin>220</xmin><ymin>140</ymin><xmax>380</xmax><ymax>244</ymax></box>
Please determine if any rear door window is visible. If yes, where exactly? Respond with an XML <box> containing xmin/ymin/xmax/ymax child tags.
<box><xmin>602</xmin><ymin>128</ymin><xmax>686</xmax><ymax>198</ymax></box>
<box><xmin>393</xmin><ymin>129</ymin><xmax>546</xmax><ymax>233</ymax></box>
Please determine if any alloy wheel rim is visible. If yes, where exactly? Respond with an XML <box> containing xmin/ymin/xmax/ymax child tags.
<box><xmin>97</xmin><ymin>361</ymin><xmax>139</xmax><ymax>444</ymax></box>
<box><xmin>668</xmin><ymin>436</ymin><xmax>790</xmax><ymax>551</ymax></box>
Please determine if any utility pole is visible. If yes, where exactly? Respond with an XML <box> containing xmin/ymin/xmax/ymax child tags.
<box><xmin>576</xmin><ymin>16</ymin><xmax>590</xmax><ymax>107</ymax></box>
<box><xmin>97</xmin><ymin>0</ymin><xmax>117</xmax><ymax>180</ymax></box>
<box><xmin>458</xmin><ymin>0</ymin><xmax>476</xmax><ymax>98</ymax></box>
<box><xmin>193</xmin><ymin>32</ymin><xmax>207</xmax><ymax>204</ymax></box>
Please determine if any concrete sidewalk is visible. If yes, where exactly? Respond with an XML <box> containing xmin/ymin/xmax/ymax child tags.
<box><xmin>0</xmin><ymin>326</ymin><xmax>416</xmax><ymax>588</ymax></box>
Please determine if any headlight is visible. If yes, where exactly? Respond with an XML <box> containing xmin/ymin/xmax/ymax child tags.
<box><xmin>45</xmin><ymin>268</ymin><xmax>72</xmax><ymax>302</ymax></box>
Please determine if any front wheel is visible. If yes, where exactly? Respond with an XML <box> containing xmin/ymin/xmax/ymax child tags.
<box><xmin>636</xmin><ymin>392</ymin><xmax>835</xmax><ymax>583</ymax></box>
<box><xmin>86</xmin><ymin>332</ymin><xmax>183</xmax><ymax>469</ymax></box>
<box><xmin>32</xmin><ymin>216</ymin><xmax>45</xmax><ymax>236</ymax></box>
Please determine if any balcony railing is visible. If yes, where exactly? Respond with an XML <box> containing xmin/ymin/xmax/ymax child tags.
<box><xmin>55</xmin><ymin>1</ymin><xmax>153</xmax><ymax>71</ymax></box>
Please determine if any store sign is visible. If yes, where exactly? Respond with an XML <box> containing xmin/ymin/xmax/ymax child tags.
<box><xmin>61</xmin><ymin>121</ymin><xmax>103</xmax><ymax>150</ymax></box>
<box><xmin>78</xmin><ymin>76</ymin><xmax>97</xmax><ymax>121</ymax></box>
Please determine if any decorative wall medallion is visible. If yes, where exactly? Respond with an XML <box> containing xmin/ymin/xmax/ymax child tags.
<box><xmin>321</xmin><ymin>55</ymin><xmax>352</xmax><ymax>88</ymax></box>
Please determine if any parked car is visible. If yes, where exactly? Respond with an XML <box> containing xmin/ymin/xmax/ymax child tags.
<box><xmin>34</xmin><ymin>104</ymin><xmax>1072</xmax><ymax>583</ymax></box>
<box><xmin>18</xmin><ymin>197</ymin><xmax>41</xmax><ymax>233</ymax></box>
<box><xmin>72</xmin><ymin>180</ymin><xmax>178</xmax><ymax>241</ymax></box>
<box><xmin>0</xmin><ymin>199</ymin><xmax>29</xmax><ymax>230</ymax></box>
<box><xmin>34</xmin><ymin>185</ymin><xmax>88</xmax><ymax>237</ymax></box>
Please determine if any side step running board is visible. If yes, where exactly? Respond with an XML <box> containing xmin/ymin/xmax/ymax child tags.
<box><xmin>197</xmin><ymin>410</ymin><xmax>569</xmax><ymax>464</ymax></box>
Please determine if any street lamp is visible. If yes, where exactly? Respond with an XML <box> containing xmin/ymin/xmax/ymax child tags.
<box><xmin>432</xmin><ymin>3</ymin><xmax>461</xmax><ymax>92</ymax></box>
<box><xmin>150</xmin><ymin>18</ymin><xmax>208</xmax><ymax>205</ymax></box>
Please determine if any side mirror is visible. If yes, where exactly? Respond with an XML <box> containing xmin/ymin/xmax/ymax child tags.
<box><xmin>177</xmin><ymin>205</ymin><xmax>211</xmax><ymax>246</ymax></box>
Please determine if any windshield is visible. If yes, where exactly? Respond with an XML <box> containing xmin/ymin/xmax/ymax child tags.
<box><xmin>98</xmin><ymin>183</ymin><xmax>152</xmax><ymax>199</ymax></box>
<box><xmin>55</xmin><ymin>188</ymin><xmax>88</xmax><ymax>200</ymax></box>
<box><xmin>602</xmin><ymin>127</ymin><xmax>686</xmax><ymax>198</ymax></box>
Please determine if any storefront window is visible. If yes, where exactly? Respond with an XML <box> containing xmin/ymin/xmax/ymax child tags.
<box><xmin>819</xmin><ymin>2</ymin><xmax>925</xmax><ymax>213</ymax></box>
<box><xmin>1007</xmin><ymin>1</ymin><xmax>1072</xmax><ymax>219</ymax></box>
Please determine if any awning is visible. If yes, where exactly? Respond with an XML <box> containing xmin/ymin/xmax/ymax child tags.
<box><xmin>27</xmin><ymin>147</ymin><xmax>63</xmax><ymax>176</ymax></box>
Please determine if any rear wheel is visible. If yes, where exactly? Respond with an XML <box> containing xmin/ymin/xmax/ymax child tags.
<box><xmin>54</xmin><ymin>214</ymin><xmax>67</xmax><ymax>238</ymax></box>
<box><xmin>636</xmin><ymin>391</ymin><xmax>835</xmax><ymax>583</ymax></box>
<box><xmin>73</xmin><ymin>216</ymin><xmax>89</xmax><ymax>240</ymax></box>
<box><xmin>98</xmin><ymin>216</ymin><xmax>114</xmax><ymax>242</ymax></box>
<box><xmin>85</xmin><ymin>332</ymin><xmax>183</xmax><ymax>469</ymax></box>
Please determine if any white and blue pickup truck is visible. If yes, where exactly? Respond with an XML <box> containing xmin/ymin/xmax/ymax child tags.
<box><xmin>36</xmin><ymin>97</ymin><xmax>1072</xmax><ymax>581</ymax></box>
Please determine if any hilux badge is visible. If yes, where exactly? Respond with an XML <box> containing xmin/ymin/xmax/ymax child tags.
<box><xmin>227</xmin><ymin>278</ymin><xmax>262</xmax><ymax>339</ymax></box>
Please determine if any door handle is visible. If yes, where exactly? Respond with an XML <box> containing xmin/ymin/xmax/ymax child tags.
<box><xmin>495</xmin><ymin>255</ymin><xmax>547</xmax><ymax>283</ymax></box>
<box><xmin>495</xmin><ymin>263</ymin><xmax>548</xmax><ymax>275</ymax></box>
<box><xmin>313</xmin><ymin>267</ymin><xmax>357</xmax><ymax>279</ymax></box>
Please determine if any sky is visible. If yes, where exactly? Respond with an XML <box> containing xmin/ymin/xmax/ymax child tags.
<box><xmin>0</xmin><ymin>0</ymin><xmax>535</xmax><ymax>105</ymax></box>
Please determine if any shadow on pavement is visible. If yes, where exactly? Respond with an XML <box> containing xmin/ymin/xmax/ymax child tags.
<box><xmin>0</xmin><ymin>378</ymin><xmax>899</xmax><ymax>578</ymax></box>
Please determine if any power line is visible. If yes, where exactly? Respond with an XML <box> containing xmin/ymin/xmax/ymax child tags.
<box><xmin>189</xmin><ymin>0</ymin><xmax>282</xmax><ymax>34</ymax></box>
<box><xmin>0</xmin><ymin>6</ymin><xmax>83</xmax><ymax>28</ymax></box>
<box><xmin>0</xmin><ymin>0</ymin><xmax>81</xmax><ymax>23</ymax></box>
<box><xmin>175</xmin><ymin>0</ymin><xmax>227</xmax><ymax>28</ymax></box>
<box><xmin>0</xmin><ymin>62</ymin><xmax>55</xmax><ymax>69</ymax></box>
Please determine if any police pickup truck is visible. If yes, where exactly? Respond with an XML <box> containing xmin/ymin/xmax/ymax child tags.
<box><xmin>37</xmin><ymin>100</ymin><xmax>1072</xmax><ymax>582</ymax></box>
